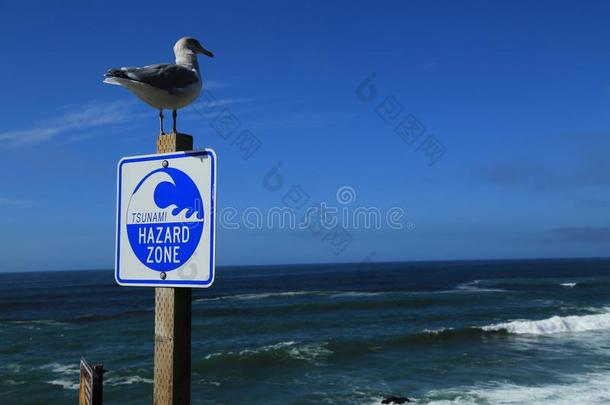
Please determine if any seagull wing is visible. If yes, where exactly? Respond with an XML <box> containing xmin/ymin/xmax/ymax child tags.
<box><xmin>105</xmin><ymin>64</ymin><xmax>199</xmax><ymax>93</ymax></box>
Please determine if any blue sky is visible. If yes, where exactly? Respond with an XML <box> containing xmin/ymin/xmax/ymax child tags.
<box><xmin>1</xmin><ymin>0</ymin><xmax>610</xmax><ymax>271</ymax></box>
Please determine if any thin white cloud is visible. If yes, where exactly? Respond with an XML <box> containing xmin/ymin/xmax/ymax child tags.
<box><xmin>0</xmin><ymin>197</ymin><xmax>39</xmax><ymax>207</ymax></box>
<box><xmin>249</xmin><ymin>111</ymin><xmax>357</xmax><ymax>131</ymax></box>
<box><xmin>190</xmin><ymin>97</ymin><xmax>255</xmax><ymax>110</ymax></box>
<box><xmin>204</xmin><ymin>80</ymin><xmax>230</xmax><ymax>90</ymax></box>
<box><xmin>185</xmin><ymin>96</ymin><xmax>257</xmax><ymax>121</ymax></box>
<box><xmin>0</xmin><ymin>100</ymin><xmax>134</xmax><ymax>147</ymax></box>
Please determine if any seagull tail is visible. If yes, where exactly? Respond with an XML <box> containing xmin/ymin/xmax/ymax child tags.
<box><xmin>105</xmin><ymin>68</ymin><xmax>129</xmax><ymax>78</ymax></box>
<box><xmin>103</xmin><ymin>77</ymin><xmax>123</xmax><ymax>86</ymax></box>
<box><xmin>103</xmin><ymin>68</ymin><xmax>132</xmax><ymax>86</ymax></box>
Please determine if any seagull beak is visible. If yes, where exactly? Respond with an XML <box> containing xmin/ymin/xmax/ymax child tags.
<box><xmin>199</xmin><ymin>46</ymin><xmax>214</xmax><ymax>58</ymax></box>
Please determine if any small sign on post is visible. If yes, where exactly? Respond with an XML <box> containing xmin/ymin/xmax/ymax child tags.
<box><xmin>115</xmin><ymin>149</ymin><xmax>217</xmax><ymax>288</ymax></box>
<box><xmin>79</xmin><ymin>358</ymin><xmax>103</xmax><ymax>405</ymax></box>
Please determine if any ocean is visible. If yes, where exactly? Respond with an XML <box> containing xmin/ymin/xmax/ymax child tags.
<box><xmin>2</xmin><ymin>258</ymin><xmax>610</xmax><ymax>404</ymax></box>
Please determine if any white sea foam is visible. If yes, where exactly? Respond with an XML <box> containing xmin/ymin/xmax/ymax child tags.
<box><xmin>46</xmin><ymin>379</ymin><xmax>79</xmax><ymax>390</ymax></box>
<box><xmin>422</xmin><ymin>371</ymin><xmax>610</xmax><ymax>404</ymax></box>
<box><xmin>194</xmin><ymin>286</ymin><xmax>511</xmax><ymax>303</ymax></box>
<box><xmin>2</xmin><ymin>319</ymin><xmax>69</xmax><ymax>331</ymax></box>
<box><xmin>329</xmin><ymin>291</ymin><xmax>385</xmax><ymax>298</ymax></box>
<box><xmin>105</xmin><ymin>375</ymin><xmax>153</xmax><ymax>386</ymax></box>
<box><xmin>560</xmin><ymin>282</ymin><xmax>577</xmax><ymax>288</ymax></box>
<box><xmin>40</xmin><ymin>362</ymin><xmax>79</xmax><ymax>376</ymax></box>
<box><xmin>481</xmin><ymin>310</ymin><xmax>610</xmax><ymax>335</ymax></box>
<box><xmin>204</xmin><ymin>340</ymin><xmax>297</xmax><ymax>360</ymax></box>
<box><xmin>40</xmin><ymin>363</ymin><xmax>80</xmax><ymax>391</ymax></box>
<box><xmin>584</xmin><ymin>306</ymin><xmax>610</xmax><ymax>314</ymax></box>
<box><xmin>4</xmin><ymin>363</ymin><xmax>22</xmax><ymax>373</ymax></box>
<box><xmin>3</xmin><ymin>379</ymin><xmax>24</xmax><ymax>386</ymax></box>
<box><xmin>455</xmin><ymin>280</ymin><xmax>505</xmax><ymax>293</ymax></box>
<box><xmin>5</xmin><ymin>319</ymin><xmax>67</xmax><ymax>326</ymax></box>
<box><xmin>204</xmin><ymin>341</ymin><xmax>332</xmax><ymax>364</ymax></box>
<box><xmin>197</xmin><ymin>379</ymin><xmax>221</xmax><ymax>387</ymax></box>
<box><xmin>195</xmin><ymin>290</ymin><xmax>386</xmax><ymax>302</ymax></box>
<box><xmin>195</xmin><ymin>291</ymin><xmax>320</xmax><ymax>302</ymax></box>
<box><xmin>287</xmin><ymin>342</ymin><xmax>333</xmax><ymax>362</ymax></box>
<box><xmin>234</xmin><ymin>291</ymin><xmax>318</xmax><ymax>300</ymax></box>
<box><xmin>424</xmin><ymin>327</ymin><xmax>454</xmax><ymax>334</ymax></box>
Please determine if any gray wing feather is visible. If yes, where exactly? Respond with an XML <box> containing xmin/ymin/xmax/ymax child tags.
<box><xmin>105</xmin><ymin>64</ymin><xmax>198</xmax><ymax>92</ymax></box>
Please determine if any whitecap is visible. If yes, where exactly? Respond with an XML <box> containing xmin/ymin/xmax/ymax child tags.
<box><xmin>424</xmin><ymin>327</ymin><xmax>454</xmax><ymax>334</ymax></box>
<box><xmin>204</xmin><ymin>341</ymin><xmax>332</xmax><ymax>364</ymax></box>
<box><xmin>455</xmin><ymin>280</ymin><xmax>505</xmax><ymax>293</ymax></box>
<box><xmin>329</xmin><ymin>291</ymin><xmax>386</xmax><ymax>298</ymax></box>
<box><xmin>234</xmin><ymin>291</ymin><xmax>318</xmax><ymax>300</ymax></box>
<box><xmin>3</xmin><ymin>379</ymin><xmax>25</xmax><ymax>386</ymax></box>
<box><xmin>105</xmin><ymin>375</ymin><xmax>153</xmax><ymax>386</ymax></box>
<box><xmin>46</xmin><ymin>379</ymin><xmax>79</xmax><ymax>390</ymax></box>
<box><xmin>196</xmin><ymin>379</ymin><xmax>221</xmax><ymax>387</ymax></box>
<box><xmin>481</xmin><ymin>310</ymin><xmax>610</xmax><ymax>335</ymax></box>
<box><xmin>422</xmin><ymin>371</ymin><xmax>610</xmax><ymax>404</ymax></box>
<box><xmin>5</xmin><ymin>319</ymin><xmax>67</xmax><ymax>326</ymax></box>
<box><xmin>3</xmin><ymin>363</ymin><xmax>22</xmax><ymax>373</ymax></box>
<box><xmin>204</xmin><ymin>341</ymin><xmax>298</xmax><ymax>360</ymax></box>
<box><xmin>287</xmin><ymin>342</ymin><xmax>333</xmax><ymax>362</ymax></box>
<box><xmin>560</xmin><ymin>282</ymin><xmax>577</xmax><ymax>288</ymax></box>
<box><xmin>39</xmin><ymin>362</ymin><xmax>79</xmax><ymax>376</ymax></box>
<box><xmin>195</xmin><ymin>291</ymin><xmax>321</xmax><ymax>302</ymax></box>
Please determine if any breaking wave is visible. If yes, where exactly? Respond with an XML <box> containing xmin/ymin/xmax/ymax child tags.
<box><xmin>455</xmin><ymin>280</ymin><xmax>505</xmax><ymax>293</ymax></box>
<box><xmin>394</xmin><ymin>309</ymin><xmax>610</xmax><ymax>344</ymax></box>
<box><xmin>46</xmin><ymin>379</ymin><xmax>79</xmax><ymax>390</ymax></box>
<box><xmin>39</xmin><ymin>362</ymin><xmax>79</xmax><ymax>376</ymax></box>
<box><xmin>421</xmin><ymin>371</ymin><xmax>610</xmax><ymax>404</ymax></box>
<box><xmin>41</xmin><ymin>362</ymin><xmax>80</xmax><ymax>390</ymax></box>
<box><xmin>197</xmin><ymin>291</ymin><xmax>321</xmax><ymax>301</ymax></box>
<box><xmin>481</xmin><ymin>311</ymin><xmax>610</xmax><ymax>335</ymax></box>
<box><xmin>329</xmin><ymin>291</ymin><xmax>386</xmax><ymax>298</ymax></box>
<box><xmin>105</xmin><ymin>375</ymin><xmax>153</xmax><ymax>386</ymax></box>
<box><xmin>197</xmin><ymin>341</ymin><xmax>332</xmax><ymax>370</ymax></box>
<box><xmin>194</xmin><ymin>284</ymin><xmax>513</xmax><ymax>304</ymax></box>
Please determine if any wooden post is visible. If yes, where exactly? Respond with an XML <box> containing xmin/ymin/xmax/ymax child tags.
<box><xmin>154</xmin><ymin>133</ymin><xmax>193</xmax><ymax>405</ymax></box>
<box><xmin>92</xmin><ymin>364</ymin><xmax>104</xmax><ymax>405</ymax></box>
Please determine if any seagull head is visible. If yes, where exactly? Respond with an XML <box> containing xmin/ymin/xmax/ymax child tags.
<box><xmin>174</xmin><ymin>37</ymin><xmax>214</xmax><ymax>58</ymax></box>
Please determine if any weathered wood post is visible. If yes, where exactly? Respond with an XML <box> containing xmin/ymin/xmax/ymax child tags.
<box><xmin>153</xmin><ymin>133</ymin><xmax>194</xmax><ymax>405</ymax></box>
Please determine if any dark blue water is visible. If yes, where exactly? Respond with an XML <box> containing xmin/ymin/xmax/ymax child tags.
<box><xmin>2</xmin><ymin>258</ymin><xmax>610</xmax><ymax>404</ymax></box>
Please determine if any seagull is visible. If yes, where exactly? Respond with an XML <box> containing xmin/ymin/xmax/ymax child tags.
<box><xmin>103</xmin><ymin>37</ymin><xmax>214</xmax><ymax>135</ymax></box>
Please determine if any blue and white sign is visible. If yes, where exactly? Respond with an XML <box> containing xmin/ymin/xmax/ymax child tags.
<box><xmin>115</xmin><ymin>150</ymin><xmax>217</xmax><ymax>287</ymax></box>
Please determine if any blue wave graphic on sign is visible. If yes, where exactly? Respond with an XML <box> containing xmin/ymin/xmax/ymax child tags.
<box><xmin>133</xmin><ymin>168</ymin><xmax>204</xmax><ymax>220</ymax></box>
<box><xmin>127</xmin><ymin>167</ymin><xmax>204</xmax><ymax>272</ymax></box>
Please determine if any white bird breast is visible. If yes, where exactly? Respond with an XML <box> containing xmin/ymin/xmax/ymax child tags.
<box><xmin>108</xmin><ymin>77</ymin><xmax>203</xmax><ymax>110</ymax></box>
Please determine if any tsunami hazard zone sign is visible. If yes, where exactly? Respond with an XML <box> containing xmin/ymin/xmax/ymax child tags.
<box><xmin>115</xmin><ymin>150</ymin><xmax>217</xmax><ymax>288</ymax></box>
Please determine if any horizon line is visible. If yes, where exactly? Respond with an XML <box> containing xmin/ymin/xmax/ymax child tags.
<box><xmin>2</xmin><ymin>255</ymin><xmax>610</xmax><ymax>275</ymax></box>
